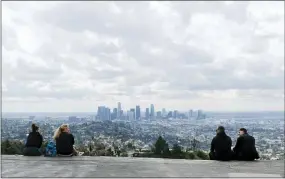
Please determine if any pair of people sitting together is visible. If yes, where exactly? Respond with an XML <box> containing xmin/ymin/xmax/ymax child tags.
<box><xmin>209</xmin><ymin>126</ymin><xmax>260</xmax><ymax>161</ymax></box>
<box><xmin>23</xmin><ymin>124</ymin><xmax>83</xmax><ymax>156</ymax></box>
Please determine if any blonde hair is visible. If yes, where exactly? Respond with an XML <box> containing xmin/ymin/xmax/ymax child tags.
<box><xmin>53</xmin><ymin>124</ymin><xmax>69</xmax><ymax>140</ymax></box>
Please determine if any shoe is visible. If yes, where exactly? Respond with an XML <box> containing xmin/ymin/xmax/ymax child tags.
<box><xmin>78</xmin><ymin>152</ymin><xmax>84</xmax><ymax>156</ymax></box>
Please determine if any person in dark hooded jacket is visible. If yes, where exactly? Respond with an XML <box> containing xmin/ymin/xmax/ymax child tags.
<box><xmin>23</xmin><ymin>124</ymin><xmax>43</xmax><ymax>156</ymax></box>
<box><xmin>209</xmin><ymin>126</ymin><xmax>233</xmax><ymax>161</ymax></box>
<box><xmin>233</xmin><ymin>128</ymin><xmax>259</xmax><ymax>161</ymax></box>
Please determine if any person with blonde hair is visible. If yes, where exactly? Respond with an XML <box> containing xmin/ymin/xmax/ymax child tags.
<box><xmin>54</xmin><ymin>124</ymin><xmax>83</xmax><ymax>156</ymax></box>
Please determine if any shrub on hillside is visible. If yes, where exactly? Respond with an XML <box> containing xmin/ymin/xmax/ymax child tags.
<box><xmin>195</xmin><ymin>150</ymin><xmax>209</xmax><ymax>160</ymax></box>
<box><xmin>1</xmin><ymin>139</ymin><xmax>25</xmax><ymax>155</ymax></box>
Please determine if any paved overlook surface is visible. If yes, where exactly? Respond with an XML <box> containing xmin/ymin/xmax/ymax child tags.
<box><xmin>1</xmin><ymin>155</ymin><xmax>284</xmax><ymax>178</ymax></box>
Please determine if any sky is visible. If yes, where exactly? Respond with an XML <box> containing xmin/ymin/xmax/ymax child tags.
<box><xmin>2</xmin><ymin>1</ymin><xmax>284</xmax><ymax>112</ymax></box>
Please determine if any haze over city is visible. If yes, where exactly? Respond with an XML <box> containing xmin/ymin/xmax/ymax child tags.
<box><xmin>2</xmin><ymin>1</ymin><xmax>284</xmax><ymax>112</ymax></box>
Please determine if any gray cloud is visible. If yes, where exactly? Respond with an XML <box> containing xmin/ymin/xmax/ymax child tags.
<box><xmin>2</xmin><ymin>1</ymin><xmax>284</xmax><ymax>112</ymax></box>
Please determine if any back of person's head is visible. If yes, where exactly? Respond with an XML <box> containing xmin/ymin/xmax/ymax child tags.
<box><xmin>216</xmin><ymin>126</ymin><xmax>225</xmax><ymax>134</ymax></box>
<box><xmin>31</xmin><ymin>123</ymin><xmax>39</xmax><ymax>132</ymax></box>
<box><xmin>53</xmin><ymin>124</ymin><xmax>69</xmax><ymax>140</ymax></box>
<box><xmin>217</xmin><ymin>126</ymin><xmax>225</xmax><ymax>132</ymax></box>
<box><xmin>239</xmin><ymin>128</ymin><xmax>247</xmax><ymax>134</ymax></box>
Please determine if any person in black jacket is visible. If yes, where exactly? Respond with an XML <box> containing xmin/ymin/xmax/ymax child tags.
<box><xmin>53</xmin><ymin>124</ymin><xmax>83</xmax><ymax>156</ymax></box>
<box><xmin>23</xmin><ymin>124</ymin><xmax>43</xmax><ymax>156</ymax></box>
<box><xmin>209</xmin><ymin>126</ymin><xmax>233</xmax><ymax>161</ymax></box>
<box><xmin>233</xmin><ymin>128</ymin><xmax>259</xmax><ymax>161</ymax></box>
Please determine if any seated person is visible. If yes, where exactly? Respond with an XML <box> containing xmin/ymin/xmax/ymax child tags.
<box><xmin>53</xmin><ymin>124</ymin><xmax>83</xmax><ymax>156</ymax></box>
<box><xmin>23</xmin><ymin>124</ymin><xmax>43</xmax><ymax>156</ymax></box>
<box><xmin>233</xmin><ymin>128</ymin><xmax>259</xmax><ymax>161</ymax></box>
<box><xmin>209</xmin><ymin>126</ymin><xmax>233</xmax><ymax>161</ymax></box>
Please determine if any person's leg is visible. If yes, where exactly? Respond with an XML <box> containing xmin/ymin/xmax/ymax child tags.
<box><xmin>23</xmin><ymin>147</ymin><xmax>42</xmax><ymax>156</ymax></box>
<box><xmin>23</xmin><ymin>147</ymin><xmax>29</xmax><ymax>156</ymax></box>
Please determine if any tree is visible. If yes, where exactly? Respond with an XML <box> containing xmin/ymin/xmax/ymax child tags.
<box><xmin>185</xmin><ymin>152</ymin><xmax>196</xmax><ymax>159</ymax></box>
<box><xmin>106</xmin><ymin>148</ymin><xmax>114</xmax><ymax>156</ymax></box>
<box><xmin>171</xmin><ymin>144</ymin><xmax>184</xmax><ymax>159</ymax></box>
<box><xmin>189</xmin><ymin>129</ymin><xmax>201</xmax><ymax>151</ymax></box>
<box><xmin>1</xmin><ymin>139</ymin><xmax>11</xmax><ymax>154</ymax></box>
<box><xmin>1</xmin><ymin>140</ymin><xmax>24</xmax><ymax>155</ymax></box>
<box><xmin>127</xmin><ymin>142</ymin><xmax>135</xmax><ymax>150</ymax></box>
<box><xmin>163</xmin><ymin>143</ymin><xmax>171</xmax><ymax>158</ymax></box>
<box><xmin>154</xmin><ymin>136</ymin><xmax>167</xmax><ymax>155</ymax></box>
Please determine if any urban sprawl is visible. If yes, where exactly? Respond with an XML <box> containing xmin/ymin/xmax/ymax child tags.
<box><xmin>2</xmin><ymin>102</ymin><xmax>284</xmax><ymax>160</ymax></box>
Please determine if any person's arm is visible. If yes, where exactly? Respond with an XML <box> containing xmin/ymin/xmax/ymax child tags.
<box><xmin>233</xmin><ymin>137</ymin><xmax>241</xmax><ymax>153</ymax></box>
<box><xmin>252</xmin><ymin>137</ymin><xmax>255</xmax><ymax>146</ymax></box>
<box><xmin>38</xmin><ymin>134</ymin><xmax>43</xmax><ymax>148</ymax></box>
<box><xmin>210</xmin><ymin>138</ymin><xmax>215</xmax><ymax>153</ymax></box>
<box><xmin>229</xmin><ymin>137</ymin><xmax>232</xmax><ymax>148</ymax></box>
<box><xmin>25</xmin><ymin>133</ymin><xmax>31</xmax><ymax>146</ymax></box>
<box><xmin>70</xmin><ymin>134</ymin><xmax>75</xmax><ymax>145</ymax></box>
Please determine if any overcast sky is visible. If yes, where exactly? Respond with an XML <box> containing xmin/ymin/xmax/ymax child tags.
<box><xmin>2</xmin><ymin>1</ymin><xmax>284</xmax><ymax>112</ymax></box>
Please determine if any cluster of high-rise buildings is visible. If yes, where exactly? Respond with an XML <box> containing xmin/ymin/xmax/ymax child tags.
<box><xmin>96</xmin><ymin>102</ymin><xmax>206</xmax><ymax>121</ymax></box>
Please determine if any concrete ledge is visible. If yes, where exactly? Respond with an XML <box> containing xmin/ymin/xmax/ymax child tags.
<box><xmin>1</xmin><ymin>155</ymin><xmax>284</xmax><ymax>178</ymax></box>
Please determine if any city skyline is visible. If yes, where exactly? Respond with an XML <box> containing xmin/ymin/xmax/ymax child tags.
<box><xmin>2</xmin><ymin>1</ymin><xmax>284</xmax><ymax>112</ymax></box>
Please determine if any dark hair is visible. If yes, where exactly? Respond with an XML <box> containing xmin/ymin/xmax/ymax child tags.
<box><xmin>216</xmin><ymin>126</ymin><xmax>225</xmax><ymax>132</ymax></box>
<box><xmin>31</xmin><ymin>124</ymin><xmax>39</xmax><ymax>132</ymax></box>
<box><xmin>239</xmin><ymin>128</ymin><xmax>247</xmax><ymax>134</ymax></box>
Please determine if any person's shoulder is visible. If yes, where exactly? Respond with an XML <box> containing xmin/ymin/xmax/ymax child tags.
<box><xmin>248</xmin><ymin>134</ymin><xmax>255</xmax><ymax>139</ymax></box>
<box><xmin>36</xmin><ymin>132</ymin><xmax>42</xmax><ymax>135</ymax></box>
<box><xmin>29</xmin><ymin>132</ymin><xmax>38</xmax><ymax>136</ymax></box>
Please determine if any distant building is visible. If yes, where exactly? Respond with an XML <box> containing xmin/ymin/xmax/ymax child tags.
<box><xmin>173</xmin><ymin>110</ymin><xmax>178</xmax><ymax>119</ymax></box>
<box><xmin>150</xmin><ymin>104</ymin><xmax>155</xmax><ymax>120</ymax></box>
<box><xmin>29</xmin><ymin>116</ymin><xmax>35</xmax><ymax>121</ymax></box>
<box><xmin>156</xmin><ymin>111</ymin><xmax>162</xmax><ymax>119</ymax></box>
<box><xmin>127</xmin><ymin>111</ymin><xmax>135</xmax><ymax>121</ymax></box>
<box><xmin>117</xmin><ymin>102</ymin><xmax>121</xmax><ymax>119</ymax></box>
<box><xmin>130</xmin><ymin>108</ymin><xmax>135</xmax><ymax>120</ymax></box>
<box><xmin>68</xmin><ymin>116</ymin><xmax>79</xmax><ymax>122</ymax></box>
<box><xmin>188</xmin><ymin>110</ymin><xmax>193</xmax><ymax>120</ymax></box>
<box><xmin>162</xmin><ymin>108</ymin><xmax>166</xmax><ymax>117</ymax></box>
<box><xmin>145</xmin><ymin>108</ymin><xmax>150</xmax><ymax>120</ymax></box>
<box><xmin>197</xmin><ymin>110</ymin><xmax>205</xmax><ymax>120</ymax></box>
<box><xmin>112</xmin><ymin>108</ymin><xmax>118</xmax><ymax>120</ymax></box>
<box><xmin>168</xmin><ymin>111</ymin><xmax>173</xmax><ymax>118</ymax></box>
<box><xmin>136</xmin><ymin>105</ymin><xmax>141</xmax><ymax>120</ymax></box>
<box><xmin>97</xmin><ymin>106</ymin><xmax>111</xmax><ymax>120</ymax></box>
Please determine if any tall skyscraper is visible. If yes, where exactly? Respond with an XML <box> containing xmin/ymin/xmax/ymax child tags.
<box><xmin>197</xmin><ymin>110</ymin><xmax>205</xmax><ymax>120</ymax></box>
<box><xmin>145</xmin><ymin>108</ymin><xmax>150</xmax><ymax>120</ymax></box>
<box><xmin>105</xmin><ymin>107</ymin><xmax>111</xmax><ymax>120</ymax></box>
<box><xmin>97</xmin><ymin>106</ymin><xmax>111</xmax><ymax>120</ymax></box>
<box><xmin>167</xmin><ymin>111</ymin><xmax>173</xmax><ymax>118</ymax></box>
<box><xmin>162</xmin><ymin>108</ymin><xmax>166</xmax><ymax>117</ymax></box>
<box><xmin>117</xmin><ymin>102</ymin><xmax>121</xmax><ymax>119</ymax></box>
<box><xmin>112</xmin><ymin>108</ymin><xmax>118</xmax><ymax>120</ymax></box>
<box><xmin>150</xmin><ymin>104</ymin><xmax>155</xmax><ymax>120</ymax></box>
<box><xmin>188</xmin><ymin>109</ymin><xmax>193</xmax><ymax>120</ymax></box>
<box><xmin>156</xmin><ymin>111</ymin><xmax>162</xmax><ymax>119</ymax></box>
<box><xmin>136</xmin><ymin>105</ymin><xmax>141</xmax><ymax>120</ymax></box>
<box><xmin>173</xmin><ymin>110</ymin><xmax>178</xmax><ymax>119</ymax></box>
<box><xmin>127</xmin><ymin>110</ymin><xmax>135</xmax><ymax>121</ymax></box>
<box><xmin>130</xmin><ymin>108</ymin><xmax>135</xmax><ymax>120</ymax></box>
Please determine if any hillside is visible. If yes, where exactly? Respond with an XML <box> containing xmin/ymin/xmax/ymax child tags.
<box><xmin>1</xmin><ymin>155</ymin><xmax>284</xmax><ymax>178</ymax></box>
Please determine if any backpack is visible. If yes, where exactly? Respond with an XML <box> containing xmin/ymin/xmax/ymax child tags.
<box><xmin>45</xmin><ymin>141</ymin><xmax>57</xmax><ymax>157</ymax></box>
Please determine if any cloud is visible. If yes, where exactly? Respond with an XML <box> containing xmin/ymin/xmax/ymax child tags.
<box><xmin>2</xmin><ymin>1</ymin><xmax>284</xmax><ymax>112</ymax></box>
